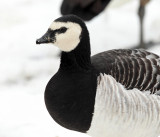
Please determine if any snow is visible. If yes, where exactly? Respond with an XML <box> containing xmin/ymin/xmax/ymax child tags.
<box><xmin>0</xmin><ymin>0</ymin><xmax>160</xmax><ymax>137</ymax></box>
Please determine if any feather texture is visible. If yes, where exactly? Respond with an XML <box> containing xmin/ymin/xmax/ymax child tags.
<box><xmin>91</xmin><ymin>49</ymin><xmax>160</xmax><ymax>94</ymax></box>
<box><xmin>87</xmin><ymin>74</ymin><xmax>160</xmax><ymax>137</ymax></box>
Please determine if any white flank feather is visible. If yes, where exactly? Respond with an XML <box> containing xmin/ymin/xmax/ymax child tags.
<box><xmin>87</xmin><ymin>74</ymin><xmax>160</xmax><ymax>137</ymax></box>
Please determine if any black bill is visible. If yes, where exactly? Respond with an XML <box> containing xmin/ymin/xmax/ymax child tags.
<box><xmin>36</xmin><ymin>29</ymin><xmax>55</xmax><ymax>44</ymax></box>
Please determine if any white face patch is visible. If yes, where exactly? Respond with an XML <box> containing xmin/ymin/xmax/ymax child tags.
<box><xmin>49</xmin><ymin>22</ymin><xmax>82</xmax><ymax>52</ymax></box>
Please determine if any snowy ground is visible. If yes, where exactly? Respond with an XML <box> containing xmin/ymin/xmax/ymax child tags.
<box><xmin>0</xmin><ymin>0</ymin><xmax>160</xmax><ymax>137</ymax></box>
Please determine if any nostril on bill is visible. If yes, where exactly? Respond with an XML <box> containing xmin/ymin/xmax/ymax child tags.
<box><xmin>36</xmin><ymin>37</ymin><xmax>49</xmax><ymax>44</ymax></box>
<box><xmin>36</xmin><ymin>39</ymin><xmax>41</xmax><ymax>44</ymax></box>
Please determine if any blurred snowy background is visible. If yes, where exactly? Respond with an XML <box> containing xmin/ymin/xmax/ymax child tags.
<box><xmin>0</xmin><ymin>0</ymin><xmax>160</xmax><ymax>137</ymax></box>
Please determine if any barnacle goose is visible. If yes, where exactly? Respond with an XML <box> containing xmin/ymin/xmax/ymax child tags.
<box><xmin>36</xmin><ymin>15</ymin><xmax>160</xmax><ymax>137</ymax></box>
<box><xmin>61</xmin><ymin>0</ymin><xmax>111</xmax><ymax>21</ymax></box>
<box><xmin>61</xmin><ymin>0</ymin><xmax>151</xmax><ymax>49</ymax></box>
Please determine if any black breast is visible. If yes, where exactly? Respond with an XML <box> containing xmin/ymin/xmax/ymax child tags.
<box><xmin>44</xmin><ymin>69</ymin><xmax>97</xmax><ymax>133</ymax></box>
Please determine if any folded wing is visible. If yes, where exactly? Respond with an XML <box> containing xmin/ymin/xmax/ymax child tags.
<box><xmin>91</xmin><ymin>49</ymin><xmax>160</xmax><ymax>94</ymax></box>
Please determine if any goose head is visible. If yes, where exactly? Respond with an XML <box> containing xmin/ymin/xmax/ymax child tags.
<box><xmin>36</xmin><ymin>15</ymin><xmax>89</xmax><ymax>52</ymax></box>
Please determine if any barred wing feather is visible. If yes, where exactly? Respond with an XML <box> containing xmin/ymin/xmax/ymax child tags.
<box><xmin>91</xmin><ymin>49</ymin><xmax>160</xmax><ymax>94</ymax></box>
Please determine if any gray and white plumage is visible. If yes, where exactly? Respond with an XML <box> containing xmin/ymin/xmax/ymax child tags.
<box><xmin>88</xmin><ymin>74</ymin><xmax>160</xmax><ymax>137</ymax></box>
<box><xmin>92</xmin><ymin>49</ymin><xmax>160</xmax><ymax>94</ymax></box>
<box><xmin>36</xmin><ymin>15</ymin><xmax>160</xmax><ymax>137</ymax></box>
<box><xmin>88</xmin><ymin>49</ymin><xmax>160</xmax><ymax>137</ymax></box>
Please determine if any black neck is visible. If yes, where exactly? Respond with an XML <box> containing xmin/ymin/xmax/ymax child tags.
<box><xmin>60</xmin><ymin>28</ymin><xmax>91</xmax><ymax>71</ymax></box>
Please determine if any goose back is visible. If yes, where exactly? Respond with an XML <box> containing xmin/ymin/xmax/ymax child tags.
<box><xmin>91</xmin><ymin>49</ymin><xmax>160</xmax><ymax>94</ymax></box>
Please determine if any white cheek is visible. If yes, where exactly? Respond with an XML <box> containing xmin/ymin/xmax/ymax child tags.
<box><xmin>49</xmin><ymin>22</ymin><xmax>82</xmax><ymax>52</ymax></box>
<box><xmin>54</xmin><ymin>29</ymin><xmax>81</xmax><ymax>52</ymax></box>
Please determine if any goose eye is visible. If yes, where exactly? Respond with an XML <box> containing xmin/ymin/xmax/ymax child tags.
<box><xmin>58</xmin><ymin>27</ymin><xmax>67</xmax><ymax>33</ymax></box>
